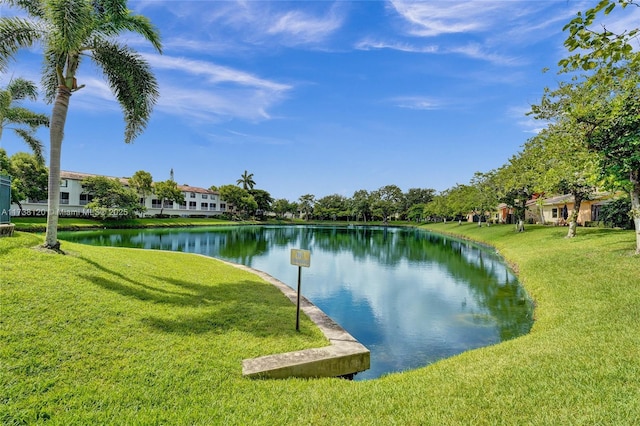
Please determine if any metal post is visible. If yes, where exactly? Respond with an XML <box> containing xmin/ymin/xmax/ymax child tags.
<box><xmin>296</xmin><ymin>265</ymin><xmax>302</xmax><ymax>331</ymax></box>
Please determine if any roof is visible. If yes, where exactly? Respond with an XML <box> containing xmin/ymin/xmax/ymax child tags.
<box><xmin>60</xmin><ymin>170</ymin><xmax>219</xmax><ymax>195</ymax></box>
<box><xmin>61</xmin><ymin>170</ymin><xmax>129</xmax><ymax>185</ymax></box>
<box><xmin>177</xmin><ymin>184</ymin><xmax>218</xmax><ymax>195</ymax></box>
<box><xmin>540</xmin><ymin>192</ymin><xmax>615</xmax><ymax>206</ymax></box>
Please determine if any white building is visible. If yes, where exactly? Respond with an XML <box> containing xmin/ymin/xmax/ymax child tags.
<box><xmin>11</xmin><ymin>170</ymin><xmax>231</xmax><ymax>218</ymax></box>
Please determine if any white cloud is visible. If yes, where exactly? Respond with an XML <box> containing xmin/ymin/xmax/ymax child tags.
<box><xmin>140</xmin><ymin>54</ymin><xmax>293</xmax><ymax>123</ymax></box>
<box><xmin>267</xmin><ymin>8</ymin><xmax>343</xmax><ymax>44</ymax></box>
<box><xmin>382</xmin><ymin>0</ymin><xmax>583</xmax><ymax>66</ymax></box>
<box><xmin>448</xmin><ymin>43</ymin><xmax>524</xmax><ymax>66</ymax></box>
<box><xmin>355</xmin><ymin>38</ymin><xmax>439</xmax><ymax>53</ymax></box>
<box><xmin>144</xmin><ymin>54</ymin><xmax>291</xmax><ymax>92</ymax></box>
<box><xmin>507</xmin><ymin>104</ymin><xmax>545</xmax><ymax>134</ymax></box>
<box><xmin>388</xmin><ymin>0</ymin><xmax>508</xmax><ymax>37</ymax></box>
<box><xmin>391</xmin><ymin>96</ymin><xmax>445</xmax><ymax>111</ymax></box>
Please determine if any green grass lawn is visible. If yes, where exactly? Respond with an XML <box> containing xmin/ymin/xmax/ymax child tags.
<box><xmin>1</xmin><ymin>223</ymin><xmax>639</xmax><ymax>425</ymax></box>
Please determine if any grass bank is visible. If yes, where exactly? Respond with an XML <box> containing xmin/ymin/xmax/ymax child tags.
<box><xmin>10</xmin><ymin>217</ymin><xmax>243</xmax><ymax>232</ymax></box>
<box><xmin>1</xmin><ymin>224</ymin><xmax>639</xmax><ymax>424</ymax></box>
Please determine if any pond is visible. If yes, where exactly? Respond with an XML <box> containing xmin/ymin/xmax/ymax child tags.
<box><xmin>59</xmin><ymin>225</ymin><xmax>533</xmax><ymax>380</ymax></box>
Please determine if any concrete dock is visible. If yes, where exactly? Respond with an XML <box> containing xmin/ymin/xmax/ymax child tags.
<box><xmin>217</xmin><ymin>260</ymin><xmax>370</xmax><ymax>379</ymax></box>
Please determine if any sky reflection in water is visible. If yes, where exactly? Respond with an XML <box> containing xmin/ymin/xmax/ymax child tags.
<box><xmin>60</xmin><ymin>225</ymin><xmax>533</xmax><ymax>380</ymax></box>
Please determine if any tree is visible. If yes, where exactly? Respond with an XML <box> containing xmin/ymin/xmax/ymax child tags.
<box><xmin>402</xmin><ymin>188</ymin><xmax>435</xmax><ymax>219</ymax></box>
<box><xmin>423</xmin><ymin>193</ymin><xmax>452</xmax><ymax>222</ymax></box>
<box><xmin>0</xmin><ymin>0</ymin><xmax>162</xmax><ymax>249</ymax></box>
<box><xmin>248</xmin><ymin>188</ymin><xmax>273</xmax><ymax>218</ymax></box>
<box><xmin>350</xmin><ymin>189</ymin><xmax>372</xmax><ymax>222</ymax></box>
<box><xmin>545</xmin><ymin>0</ymin><xmax>640</xmax><ymax>251</ymax></box>
<box><xmin>8</xmin><ymin>151</ymin><xmax>48</xmax><ymax>214</ymax></box>
<box><xmin>219</xmin><ymin>184</ymin><xmax>256</xmax><ymax>218</ymax></box>
<box><xmin>129</xmin><ymin>170</ymin><xmax>153</xmax><ymax>200</ymax></box>
<box><xmin>466</xmin><ymin>171</ymin><xmax>501</xmax><ymax>226</ymax></box>
<box><xmin>236</xmin><ymin>170</ymin><xmax>255</xmax><ymax>190</ymax></box>
<box><xmin>154</xmin><ymin>179</ymin><xmax>184</xmax><ymax>216</ymax></box>
<box><xmin>560</xmin><ymin>0</ymin><xmax>639</xmax><ymax>75</ymax></box>
<box><xmin>298</xmin><ymin>194</ymin><xmax>315</xmax><ymax>220</ymax></box>
<box><xmin>0</xmin><ymin>148</ymin><xmax>10</xmax><ymax>173</ymax></box>
<box><xmin>442</xmin><ymin>183</ymin><xmax>476</xmax><ymax>223</ymax></box>
<box><xmin>523</xmin><ymin>120</ymin><xmax>599</xmax><ymax>237</ymax></box>
<box><xmin>81</xmin><ymin>175</ymin><xmax>143</xmax><ymax>219</ymax></box>
<box><xmin>495</xmin><ymin>152</ymin><xmax>539</xmax><ymax>232</ymax></box>
<box><xmin>272</xmin><ymin>198</ymin><xmax>294</xmax><ymax>219</ymax></box>
<box><xmin>315</xmin><ymin>194</ymin><xmax>348</xmax><ymax>220</ymax></box>
<box><xmin>371</xmin><ymin>185</ymin><xmax>404</xmax><ymax>222</ymax></box>
<box><xmin>406</xmin><ymin>203</ymin><xmax>427</xmax><ymax>222</ymax></box>
<box><xmin>0</xmin><ymin>78</ymin><xmax>49</xmax><ymax>160</ymax></box>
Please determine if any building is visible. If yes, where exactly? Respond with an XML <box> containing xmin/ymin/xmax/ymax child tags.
<box><xmin>536</xmin><ymin>192</ymin><xmax>616</xmax><ymax>226</ymax></box>
<box><xmin>10</xmin><ymin>170</ymin><xmax>231</xmax><ymax>218</ymax></box>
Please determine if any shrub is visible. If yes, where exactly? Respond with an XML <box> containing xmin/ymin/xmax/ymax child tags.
<box><xmin>599</xmin><ymin>196</ymin><xmax>633</xmax><ymax>229</ymax></box>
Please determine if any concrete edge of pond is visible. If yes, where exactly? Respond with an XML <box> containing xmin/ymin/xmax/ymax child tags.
<box><xmin>213</xmin><ymin>257</ymin><xmax>371</xmax><ymax>380</ymax></box>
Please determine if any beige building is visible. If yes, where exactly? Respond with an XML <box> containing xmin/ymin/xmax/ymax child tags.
<box><xmin>536</xmin><ymin>193</ymin><xmax>616</xmax><ymax>225</ymax></box>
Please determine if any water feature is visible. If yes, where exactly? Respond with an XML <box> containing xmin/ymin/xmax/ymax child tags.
<box><xmin>59</xmin><ymin>225</ymin><xmax>533</xmax><ymax>380</ymax></box>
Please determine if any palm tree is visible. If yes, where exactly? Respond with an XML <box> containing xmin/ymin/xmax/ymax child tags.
<box><xmin>0</xmin><ymin>78</ymin><xmax>49</xmax><ymax>161</ymax></box>
<box><xmin>236</xmin><ymin>170</ymin><xmax>255</xmax><ymax>190</ymax></box>
<box><xmin>0</xmin><ymin>0</ymin><xmax>162</xmax><ymax>250</ymax></box>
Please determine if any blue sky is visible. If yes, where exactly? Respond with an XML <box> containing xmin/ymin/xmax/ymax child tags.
<box><xmin>1</xmin><ymin>1</ymin><xmax>638</xmax><ymax>201</ymax></box>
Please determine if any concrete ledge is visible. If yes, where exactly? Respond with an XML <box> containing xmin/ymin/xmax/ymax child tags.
<box><xmin>0</xmin><ymin>223</ymin><xmax>15</xmax><ymax>238</ymax></box>
<box><xmin>215</xmin><ymin>259</ymin><xmax>370</xmax><ymax>379</ymax></box>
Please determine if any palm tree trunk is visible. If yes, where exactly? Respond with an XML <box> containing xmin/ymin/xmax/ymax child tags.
<box><xmin>44</xmin><ymin>86</ymin><xmax>71</xmax><ymax>250</ymax></box>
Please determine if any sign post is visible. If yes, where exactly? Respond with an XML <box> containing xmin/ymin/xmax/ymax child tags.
<box><xmin>290</xmin><ymin>249</ymin><xmax>311</xmax><ymax>331</ymax></box>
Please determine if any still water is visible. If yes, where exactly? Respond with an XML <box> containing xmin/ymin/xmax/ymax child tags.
<box><xmin>59</xmin><ymin>225</ymin><xmax>533</xmax><ymax>380</ymax></box>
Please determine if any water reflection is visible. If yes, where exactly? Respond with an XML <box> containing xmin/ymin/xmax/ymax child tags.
<box><xmin>60</xmin><ymin>225</ymin><xmax>533</xmax><ymax>380</ymax></box>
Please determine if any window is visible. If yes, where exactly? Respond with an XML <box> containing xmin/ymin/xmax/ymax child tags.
<box><xmin>152</xmin><ymin>199</ymin><xmax>162</xmax><ymax>208</ymax></box>
<box><xmin>190</xmin><ymin>192</ymin><xmax>196</xmax><ymax>198</ymax></box>
<box><xmin>552</xmin><ymin>208</ymin><xmax>558</xmax><ymax>218</ymax></box>
<box><xmin>210</xmin><ymin>203</ymin><xmax>216</xmax><ymax>210</ymax></box>
<box><xmin>60</xmin><ymin>179</ymin><xmax>67</xmax><ymax>187</ymax></box>
<box><xmin>591</xmin><ymin>205</ymin><xmax>601</xmax><ymax>222</ymax></box>
<box><xmin>220</xmin><ymin>203</ymin><xmax>226</xmax><ymax>211</ymax></box>
<box><xmin>202</xmin><ymin>194</ymin><xmax>208</xmax><ymax>199</ymax></box>
<box><xmin>163</xmin><ymin>200</ymin><xmax>173</xmax><ymax>208</ymax></box>
<box><xmin>189</xmin><ymin>201</ymin><xmax>196</xmax><ymax>210</ymax></box>
<box><xmin>179</xmin><ymin>201</ymin><xmax>187</xmax><ymax>210</ymax></box>
<box><xmin>79</xmin><ymin>193</ymin><xmax>94</xmax><ymax>206</ymax></box>
<box><xmin>139</xmin><ymin>197</ymin><xmax>145</xmax><ymax>207</ymax></box>
<box><xmin>60</xmin><ymin>192</ymin><xmax>69</xmax><ymax>205</ymax></box>
<box><xmin>210</xmin><ymin>195</ymin><xmax>217</xmax><ymax>201</ymax></box>
<box><xmin>201</xmin><ymin>202</ymin><xmax>208</xmax><ymax>210</ymax></box>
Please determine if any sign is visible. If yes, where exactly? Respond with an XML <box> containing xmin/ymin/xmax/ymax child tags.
<box><xmin>291</xmin><ymin>249</ymin><xmax>311</xmax><ymax>331</ymax></box>
<box><xmin>0</xmin><ymin>175</ymin><xmax>11</xmax><ymax>224</ymax></box>
<box><xmin>290</xmin><ymin>249</ymin><xmax>311</xmax><ymax>268</ymax></box>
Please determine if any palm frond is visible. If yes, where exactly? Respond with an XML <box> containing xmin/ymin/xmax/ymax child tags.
<box><xmin>3</xmin><ymin>0</ymin><xmax>45</xmax><ymax>18</ymax></box>
<box><xmin>92</xmin><ymin>0</ymin><xmax>162</xmax><ymax>53</ymax></box>
<box><xmin>5</xmin><ymin>107</ymin><xmax>49</xmax><ymax>129</ymax></box>
<box><xmin>0</xmin><ymin>17</ymin><xmax>43</xmax><ymax>71</ymax></box>
<box><xmin>115</xmin><ymin>14</ymin><xmax>162</xmax><ymax>53</ymax></box>
<box><xmin>12</xmin><ymin>128</ymin><xmax>45</xmax><ymax>162</ymax></box>
<box><xmin>91</xmin><ymin>40</ymin><xmax>159</xmax><ymax>143</ymax></box>
<box><xmin>6</xmin><ymin>77</ymin><xmax>39</xmax><ymax>101</ymax></box>
<box><xmin>44</xmin><ymin>0</ymin><xmax>93</xmax><ymax>52</ymax></box>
